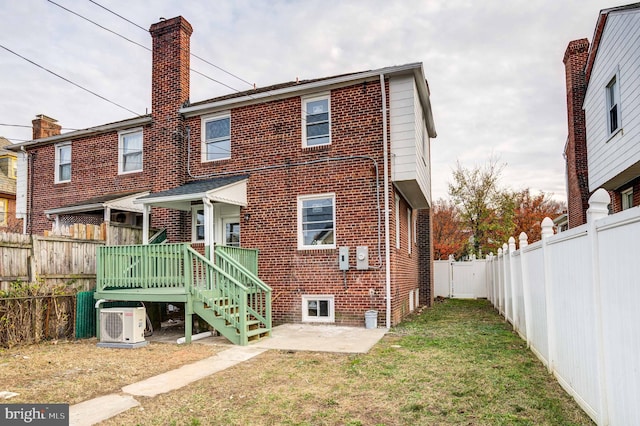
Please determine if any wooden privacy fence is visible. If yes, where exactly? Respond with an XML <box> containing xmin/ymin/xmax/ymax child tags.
<box><xmin>0</xmin><ymin>295</ymin><xmax>76</xmax><ymax>348</ymax></box>
<box><xmin>486</xmin><ymin>189</ymin><xmax>640</xmax><ymax>426</ymax></box>
<box><xmin>0</xmin><ymin>231</ymin><xmax>104</xmax><ymax>293</ymax></box>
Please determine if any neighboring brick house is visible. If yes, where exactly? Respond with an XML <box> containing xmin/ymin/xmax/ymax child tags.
<box><xmin>8</xmin><ymin>16</ymin><xmax>437</xmax><ymax>327</ymax></box>
<box><xmin>563</xmin><ymin>3</ymin><xmax>640</xmax><ymax>227</ymax></box>
<box><xmin>0</xmin><ymin>137</ymin><xmax>22</xmax><ymax>232</ymax></box>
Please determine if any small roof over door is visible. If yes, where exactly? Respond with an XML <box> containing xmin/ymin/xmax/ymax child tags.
<box><xmin>135</xmin><ymin>175</ymin><xmax>248</xmax><ymax>210</ymax></box>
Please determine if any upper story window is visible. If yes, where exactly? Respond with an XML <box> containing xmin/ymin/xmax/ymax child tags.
<box><xmin>302</xmin><ymin>94</ymin><xmax>331</xmax><ymax>147</ymax></box>
<box><xmin>621</xmin><ymin>188</ymin><xmax>633</xmax><ymax>210</ymax></box>
<box><xmin>55</xmin><ymin>142</ymin><xmax>71</xmax><ymax>183</ymax></box>
<box><xmin>10</xmin><ymin>157</ymin><xmax>16</xmax><ymax>179</ymax></box>
<box><xmin>202</xmin><ymin>114</ymin><xmax>231</xmax><ymax>162</ymax></box>
<box><xmin>606</xmin><ymin>74</ymin><xmax>620</xmax><ymax>135</ymax></box>
<box><xmin>119</xmin><ymin>128</ymin><xmax>143</xmax><ymax>174</ymax></box>
<box><xmin>298</xmin><ymin>194</ymin><xmax>335</xmax><ymax>250</ymax></box>
<box><xmin>0</xmin><ymin>198</ymin><xmax>7</xmax><ymax>226</ymax></box>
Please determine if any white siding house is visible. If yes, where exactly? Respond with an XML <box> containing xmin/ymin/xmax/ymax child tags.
<box><xmin>389</xmin><ymin>72</ymin><xmax>435</xmax><ymax>209</ymax></box>
<box><xmin>584</xmin><ymin>7</ymin><xmax>640</xmax><ymax>191</ymax></box>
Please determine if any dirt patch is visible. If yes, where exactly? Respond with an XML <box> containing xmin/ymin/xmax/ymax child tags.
<box><xmin>0</xmin><ymin>338</ymin><xmax>226</xmax><ymax>404</ymax></box>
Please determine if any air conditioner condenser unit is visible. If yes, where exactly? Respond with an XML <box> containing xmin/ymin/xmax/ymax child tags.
<box><xmin>100</xmin><ymin>307</ymin><xmax>146</xmax><ymax>343</ymax></box>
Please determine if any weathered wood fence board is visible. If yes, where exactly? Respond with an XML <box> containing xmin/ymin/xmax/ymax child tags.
<box><xmin>0</xmin><ymin>224</ymin><xmax>144</xmax><ymax>292</ymax></box>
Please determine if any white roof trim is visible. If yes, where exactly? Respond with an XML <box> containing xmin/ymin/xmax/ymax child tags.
<box><xmin>135</xmin><ymin>179</ymin><xmax>247</xmax><ymax>210</ymax></box>
<box><xmin>45</xmin><ymin>191</ymin><xmax>149</xmax><ymax>215</ymax></box>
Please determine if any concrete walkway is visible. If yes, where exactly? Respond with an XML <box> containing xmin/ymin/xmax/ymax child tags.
<box><xmin>69</xmin><ymin>324</ymin><xmax>387</xmax><ymax>426</ymax></box>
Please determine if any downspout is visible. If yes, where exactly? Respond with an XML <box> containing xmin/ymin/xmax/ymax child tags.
<box><xmin>380</xmin><ymin>74</ymin><xmax>391</xmax><ymax>329</ymax></box>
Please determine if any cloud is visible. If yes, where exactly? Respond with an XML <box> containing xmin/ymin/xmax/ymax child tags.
<box><xmin>0</xmin><ymin>0</ymin><xmax>617</xmax><ymax>203</ymax></box>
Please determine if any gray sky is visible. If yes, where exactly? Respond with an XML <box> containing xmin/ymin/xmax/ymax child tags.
<box><xmin>0</xmin><ymin>0</ymin><xmax>624</xmax><ymax>201</ymax></box>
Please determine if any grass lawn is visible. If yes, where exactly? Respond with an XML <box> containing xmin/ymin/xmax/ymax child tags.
<box><xmin>98</xmin><ymin>299</ymin><xmax>594</xmax><ymax>425</ymax></box>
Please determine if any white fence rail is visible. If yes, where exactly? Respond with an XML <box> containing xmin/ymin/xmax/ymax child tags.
<box><xmin>487</xmin><ymin>189</ymin><xmax>639</xmax><ymax>425</ymax></box>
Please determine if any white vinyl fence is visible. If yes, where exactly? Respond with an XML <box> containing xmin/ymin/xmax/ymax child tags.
<box><xmin>434</xmin><ymin>258</ymin><xmax>488</xmax><ymax>299</ymax></box>
<box><xmin>486</xmin><ymin>189</ymin><xmax>639</xmax><ymax>426</ymax></box>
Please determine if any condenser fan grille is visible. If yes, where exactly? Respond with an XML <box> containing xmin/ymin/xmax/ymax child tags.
<box><xmin>103</xmin><ymin>311</ymin><xmax>124</xmax><ymax>340</ymax></box>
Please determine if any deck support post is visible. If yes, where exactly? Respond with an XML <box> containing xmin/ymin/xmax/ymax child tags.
<box><xmin>185</xmin><ymin>292</ymin><xmax>193</xmax><ymax>344</ymax></box>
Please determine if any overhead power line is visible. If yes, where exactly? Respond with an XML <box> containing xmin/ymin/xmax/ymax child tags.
<box><xmin>0</xmin><ymin>44</ymin><xmax>140</xmax><ymax>116</ymax></box>
<box><xmin>86</xmin><ymin>0</ymin><xmax>257</xmax><ymax>89</ymax></box>
<box><xmin>0</xmin><ymin>123</ymin><xmax>78</xmax><ymax>131</ymax></box>
<box><xmin>49</xmin><ymin>0</ymin><xmax>245</xmax><ymax>95</ymax></box>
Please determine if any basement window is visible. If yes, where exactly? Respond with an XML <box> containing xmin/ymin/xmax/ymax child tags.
<box><xmin>302</xmin><ymin>295</ymin><xmax>334</xmax><ymax>323</ymax></box>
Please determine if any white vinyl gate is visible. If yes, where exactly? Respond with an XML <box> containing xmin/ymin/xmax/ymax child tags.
<box><xmin>434</xmin><ymin>259</ymin><xmax>487</xmax><ymax>299</ymax></box>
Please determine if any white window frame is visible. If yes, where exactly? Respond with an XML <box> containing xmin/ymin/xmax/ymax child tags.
<box><xmin>118</xmin><ymin>128</ymin><xmax>143</xmax><ymax>174</ymax></box>
<box><xmin>621</xmin><ymin>188</ymin><xmax>633</xmax><ymax>210</ymax></box>
<box><xmin>223</xmin><ymin>217</ymin><xmax>240</xmax><ymax>247</ymax></box>
<box><xmin>606</xmin><ymin>71</ymin><xmax>621</xmax><ymax>136</ymax></box>
<box><xmin>302</xmin><ymin>93</ymin><xmax>331</xmax><ymax>148</ymax></box>
<box><xmin>202</xmin><ymin>113</ymin><xmax>231</xmax><ymax>162</ymax></box>
<box><xmin>297</xmin><ymin>193</ymin><xmax>336</xmax><ymax>250</ymax></box>
<box><xmin>8</xmin><ymin>157</ymin><xmax>17</xmax><ymax>179</ymax></box>
<box><xmin>395</xmin><ymin>196</ymin><xmax>400</xmax><ymax>249</ymax></box>
<box><xmin>408</xmin><ymin>208</ymin><xmax>413</xmax><ymax>255</ymax></box>
<box><xmin>301</xmin><ymin>295</ymin><xmax>335</xmax><ymax>323</ymax></box>
<box><xmin>54</xmin><ymin>142</ymin><xmax>71</xmax><ymax>184</ymax></box>
<box><xmin>0</xmin><ymin>198</ymin><xmax>7</xmax><ymax>226</ymax></box>
<box><xmin>191</xmin><ymin>205</ymin><xmax>205</xmax><ymax>242</ymax></box>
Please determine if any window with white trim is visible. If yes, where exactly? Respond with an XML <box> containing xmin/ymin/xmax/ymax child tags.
<box><xmin>0</xmin><ymin>198</ymin><xmax>7</xmax><ymax>226</ymax></box>
<box><xmin>118</xmin><ymin>128</ymin><xmax>143</xmax><ymax>174</ymax></box>
<box><xmin>298</xmin><ymin>194</ymin><xmax>335</xmax><ymax>249</ymax></box>
<box><xmin>225</xmin><ymin>221</ymin><xmax>240</xmax><ymax>247</ymax></box>
<box><xmin>192</xmin><ymin>205</ymin><xmax>205</xmax><ymax>242</ymax></box>
<box><xmin>302</xmin><ymin>94</ymin><xmax>331</xmax><ymax>147</ymax></box>
<box><xmin>408</xmin><ymin>208</ymin><xmax>413</xmax><ymax>255</ymax></box>
<box><xmin>202</xmin><ymin>114</ymin><xmax>231</xmax><ymax>161</ymax></box>
<box><xmin>55</xmin><ymin>142</ymin><xmax>71</xmax><ymax>183</ymax></box>
<box><xmin>606</xmin><ymin>74</ymin><xmax>620</xmax><ymax>135</ymax></box>
<box><xmin>395</xmin><ymin>196</ymin><xmax>400</xmax><ymax>249</ymax></box>
<box><xmin>622</xmin><ymin>188</ymin><xmax>633</xmax><ymax>210</ymax></box>
<box><xmin>302</xmin><ymin>295</ymin><xmax>334</xmax><ymax>323</ymax></box>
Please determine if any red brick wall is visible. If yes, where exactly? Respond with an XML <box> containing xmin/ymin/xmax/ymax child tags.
<box><xmin>563</xmin><ymin>39</ymin><xmax>590</xmax><ymax>228</ymax></box>
<box><xmin>417</xmin><ymin>207</ymin><xmax>433</xmax><ymax>307</ymax></box>
<box><xmin>184</xmin><ymin>81</ymin><xmax>423</xmax><ymax>325</ymax></box>
<box><xmin>26</xmin><ymin>130</ymin><xmax>155</xmax><ymax>234</ymax></box>
<box><xmin>610</xmin><ymin>178</ymin><xmax>640</xmax><ymax>213</ymax></box>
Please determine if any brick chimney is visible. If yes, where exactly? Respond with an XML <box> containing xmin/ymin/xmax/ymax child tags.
<box><xmin>148</xmin><ymin>16</ymin><xmax>193</xmax><ymax>241</ymax></box>
<box><xmin>32</xmin><ymin>114</ymin><xmax>61</xmax><ymax>140</ymax></box>
<box><xmin>563</xmin><ymin>39</ymin><xmax>590</xmax><ymax>228</ymax></box>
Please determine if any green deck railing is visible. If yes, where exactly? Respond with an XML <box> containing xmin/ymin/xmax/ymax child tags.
<box><xmin>96</xmin><ymin>243</ymin><xmax>272</xmax><ymax>344</ymax></box>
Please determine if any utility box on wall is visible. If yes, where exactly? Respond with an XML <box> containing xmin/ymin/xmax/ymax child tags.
<box><xmin>356</xmin><ymin>246</ymin><xmax>369</xmax><ymax>270</ymax></box>
<box><xmin>339</xmin><ymin>247</ymin><xmax>350</xmax><ymax>270</ymax></box>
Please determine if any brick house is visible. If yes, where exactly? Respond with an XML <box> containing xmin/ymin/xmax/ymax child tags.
<box><xmin>0</xmin><ymin>137</ymin><xmax>22</xmax><ymax>232</ymax></box>
<box><xmin>563</xmin><ymin>3</ymin><xmax>640</xmax><ymax>227</ymax></box>
<box><xmin>8</xmin><ymin>16</ymin><xmax>437</xmax><ymax>331</ymax></box>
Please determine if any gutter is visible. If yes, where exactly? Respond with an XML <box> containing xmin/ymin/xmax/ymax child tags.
<box><xmin>6</xmin><ymin>116</ymin><xmax>153</xmax><ymax>151</ymax></box>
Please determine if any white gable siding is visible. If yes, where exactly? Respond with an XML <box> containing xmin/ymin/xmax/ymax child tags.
<box><xmin>15</xmin><ymin>151</ymin><xmax>27</xmax><ymax>220</ymax></box>
<box><xmin>584</xmin><ymin>10</ymin><xmax>640</xmax><ymax>190</ymax></box>
<box><xmin>389</xmin><ymin>75</ymin><xmax>431</xmax><ymax>208</ymax></box>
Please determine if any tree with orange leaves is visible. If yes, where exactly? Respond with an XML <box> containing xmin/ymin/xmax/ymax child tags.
<box><xmin>432</xmin><ymin>198</ymin><xmax>471</xmax><ymax>260</ymax></box>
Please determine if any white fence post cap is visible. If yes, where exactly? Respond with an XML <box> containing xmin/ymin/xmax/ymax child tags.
<box><xmin>587</xmin><ymin>188</ymin><xmax>611</xmax><ymax>222</ymax></box>
<box><xmin>541</xmin><ymin>217</ymin><xmax>554</xmax><ymax>239</ymax></box>
<box><xmin>519</xmin><ymin>232</ymin><xmax>528</xmax><ymax>248</ymax></box>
